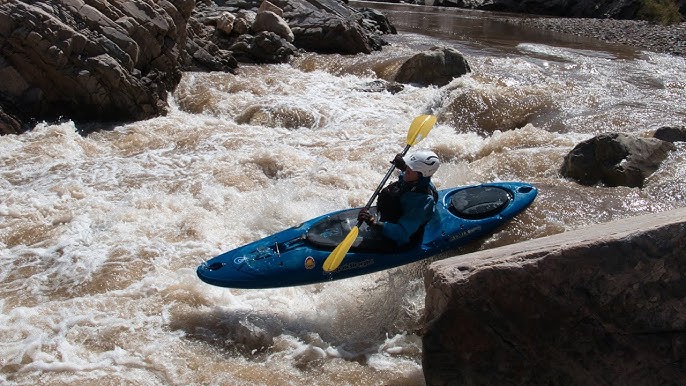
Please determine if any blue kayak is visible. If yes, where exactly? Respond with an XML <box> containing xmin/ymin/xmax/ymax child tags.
<box><xmin>197</xmin><ymin>182</ymin><xmax>537</xmax><ymax>289</ymax></box>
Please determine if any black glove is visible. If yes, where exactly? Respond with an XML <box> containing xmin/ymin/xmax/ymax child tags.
<box><xmin>357</xmin><ymin>208</ymin><xmax>378</xmax><ymax>227</ymax></box>
<box><xmin>391</xmin><ymin>153</ymin><xmax>406</xmax><ymax>171</ymax></box>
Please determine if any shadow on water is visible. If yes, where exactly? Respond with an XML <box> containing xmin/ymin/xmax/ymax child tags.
<box><xmin>169</xmin><ymin>294</ymin><xmax>419</xmax><ymax>366</ymax></box>
<box><xmin>74</xmin><ymin>120</ymin><xmax>131</xmax><ymax>136</ymax></box>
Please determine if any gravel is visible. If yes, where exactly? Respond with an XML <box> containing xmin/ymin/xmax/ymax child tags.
<box><xmin>504</xmin><ymin>17</ymin><xmax>686</xmax><ymax>56</ymax></box>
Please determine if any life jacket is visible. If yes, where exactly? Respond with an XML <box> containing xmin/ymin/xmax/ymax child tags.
<box><xmin>377</xmin><ymin>178</ymin><xmax>438</xmax><ymax>223</ymax></box>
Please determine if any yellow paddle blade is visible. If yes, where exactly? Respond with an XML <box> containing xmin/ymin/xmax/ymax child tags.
<box><xmin>322</xmin><ymin>226</ymin><xmax>359</xmax><ymax>272</ymax></box>
<box><xmin>406</xmin><ymin>114</ymin><xmax>437</xmax><ymax>146</ymax></box>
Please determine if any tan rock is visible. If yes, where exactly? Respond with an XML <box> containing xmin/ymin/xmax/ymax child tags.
<box><xmin>217</xmin><ymin>12</ymin><xmax>235</xmax><ymax>35</ymax></box>
<box><xmin>253</xmin><ymin>11</ymin><xmax>294</xmax><ymax>43</ymax></box>
<box><xmin>258</xmin><ymin>0</ymin><xmax>284</xmax><ymax>18</ymax></box>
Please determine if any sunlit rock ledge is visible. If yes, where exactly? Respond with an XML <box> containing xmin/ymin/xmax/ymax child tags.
<box><xmin>422</xmin><ymin>207</ymin><xmax>686</xmax><ymax>385</ymax></box>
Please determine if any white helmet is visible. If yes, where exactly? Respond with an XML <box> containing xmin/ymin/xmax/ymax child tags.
<box><xmin>403</xmin><ymin>150</ymin><xmax>440</xmax><ymax>177</ymax></box>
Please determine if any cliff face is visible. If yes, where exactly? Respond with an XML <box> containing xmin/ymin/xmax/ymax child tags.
<box><xmin>0</xmin><ymin>0</ymin><xmax>194</xmax><ymax>133</ymax></box>
<box><xmin>422</xmin><ymin>208</ymin><xmax>686</xmax><ymax>385</ymax></box>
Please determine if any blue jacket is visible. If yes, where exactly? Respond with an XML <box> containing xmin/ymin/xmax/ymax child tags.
<box><xmin>380</xmin><ymin>175</ymin><xmax>437</xmax><ymax>246</ymax></box>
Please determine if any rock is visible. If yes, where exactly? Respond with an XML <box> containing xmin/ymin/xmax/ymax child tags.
<box><xmin>357</xmin><ymin>7</ymin><xmax>397</xmax><ymax>35</ymax></box>
<box><xmin>230</xmin><ymin>31</ymin><xmax>298</xmax><ymax>63</ymax></box>
<box><xmin>185</xmin><ymin>2</ymin><xmax>243</xmax><ymax>70</ymax></box>
<box><xmin>503</xmin><ymin>12</ymin><xmax>686</xmax><ymax>56</ymax></box>
<box><xmin>354</xmin><ymin>79</ymin><xmax>404</xmax><ymax>94</ymax></box>
<box><xmin>269</xmin><ymin>0</ymin><xmax>388</xmax><ymax>54</ymax></box>
<box><xmin>560</xmin><ymin>133</ymin><xmax>675</xmax><ymax>188</ymax></box>
<box><xmin>233</xmin><ymin>10</ymin><xmax>257</xmax><ymax>35</ymax></box>
<box><xmin>0</xmin><ymin>0</ymin><xmax>194</xmax><ymax>134</ymax></box>
<box><xmin>258</xmin><ymin>0</ymin><xmax>284</xmax><ymax>17</ymax></box>
<box><xmin>185</xmin><ymin>0</ymin><xmax>394</xmax><ymax>65</ymax></box>
<box><xmin>654</xmin><ymin>125</ymin><xmax>686</xmax><ymax>142</ymax></box>
<box><xmin>185</xmin><ymin>14</ymin><xmax>239</xmax><ymax>71</ymax></box>
<box><xmin>0</xmin><ymin>91</ymin><xmax>33</xmax><ymax>135</ymax></box>
<box><xmin>0</xmin><ymin>105</ymin><xmax>26</xmax><ymax>135</ymax></box>
<box><xmin>254</xmin><ymin>10</ymin><xmax>295</xmax><ymax>42</ymax></box>
<box><xmin>217</xmin><ymin>12</ymin><xmax>236</xmax><ymax>35</ymax></box>
<box><xmin>393</xmin><ymin>46</ymin><xmax>471</xmax><ymax>87</ymax></box>
<box><xmin>187</xmin><ymin>39</ymin><xmax>240</xmax><ymax>72</ymax></box>
<box><xmin>422</xmin><ymin>207</ymin><xmax>686</xmax><ymax>385</ymax></box>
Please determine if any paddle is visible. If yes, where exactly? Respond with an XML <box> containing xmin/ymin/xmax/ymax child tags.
<box><xmin>322</xmin><ymin>114</ymin><xmax>437</xmax><ymax>272</ymax></box>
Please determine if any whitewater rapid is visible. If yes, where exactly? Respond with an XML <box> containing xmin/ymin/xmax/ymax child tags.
<box><xmin>2</xmin><ymin>5</ymin><xmax>686</xmax><ymax>385</ymax></box>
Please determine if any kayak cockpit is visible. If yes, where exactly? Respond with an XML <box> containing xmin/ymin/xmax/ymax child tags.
<box><xmin>447</xmin><ymin>185</ymin><xmax>514</xmax><ymax>219</ymax></box>
<box><xmin>305</xmin><ymin>207</ymin><xmax>400</xmax><ymax>252</ymax></box>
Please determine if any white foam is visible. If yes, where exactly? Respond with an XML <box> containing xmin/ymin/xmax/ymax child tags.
<box><xmin>1</xmin><ymin>17</ymin><xmax>685</xmax><ymax>385</ymax></box>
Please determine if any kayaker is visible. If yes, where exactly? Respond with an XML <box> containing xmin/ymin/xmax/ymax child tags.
<box><xmin>357</xmin><ymin>150</ymin><xmax>440</xmax><ymax>247</ymax></box>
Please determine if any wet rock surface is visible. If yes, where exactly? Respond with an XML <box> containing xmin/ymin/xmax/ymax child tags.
<box><xmin>393</xmin><ymin>46</ymin><xmax>471</xmax><ymax>87</ymax></box>
<box><xmin>560</xmin><ymin>133</ymin><xmax>676</xmax><ymax>188</ymax></box>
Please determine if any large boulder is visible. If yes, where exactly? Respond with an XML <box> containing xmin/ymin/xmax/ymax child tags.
<box><xmin>422</xmin><ymin>208</ymin><xmax>686</xmax><ymax>385</ymax></box>
<box><xmin>560</xmin><ymin>133</ymin><xmax>675</xmax><ymax>188</ymax></box>
<box><xmin>253</xmin><ymin>10</ymin><xmax>295</xmax><ymax>42</ymax></box>
<box><xmin>0</xmin><ymin>0</ymin><xmax>194</xmax><ymax>134</ymax></box>
<box><xmin>394</xmin><ymin>46</ymin><xmax>471</xmax><ymax>87</ymax></box>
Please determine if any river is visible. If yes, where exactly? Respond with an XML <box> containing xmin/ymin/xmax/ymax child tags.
<box><xmin>1</xmin><ymin>2</ymin><xmax>685</xmax><ymax>385</ymax></box>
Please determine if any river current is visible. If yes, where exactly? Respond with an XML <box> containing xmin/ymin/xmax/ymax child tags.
<box><xmin>1</xmin><ymin>2</ymin><xmax>685</xmax><ymax>385</ymax></box>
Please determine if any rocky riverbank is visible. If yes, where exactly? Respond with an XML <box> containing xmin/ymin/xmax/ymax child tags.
<box><xmin>0</xmin><ymin>0</ymin><xmax>396</xmax><ymax>135</ymax></box>
<box><xmin>504</xmin><ymin>16</ymin><xmax>686</xmax><ymax>56</ymax></box>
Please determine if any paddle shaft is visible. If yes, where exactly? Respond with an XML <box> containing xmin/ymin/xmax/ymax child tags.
<box><xmin>355</xmin><ymin>144</ymin><xmax>412</xmax><ymax>227</ymax></box>
<box><xmin>322</xmin><ymin>115</ymin><xmax>436</xmax><ymax>272</ymax></box>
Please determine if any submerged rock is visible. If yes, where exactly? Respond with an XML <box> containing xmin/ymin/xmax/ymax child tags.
<box><xmin>560</xmin><ymin>132</ymin><xmax>675</xmax><ymax>188</ymax></box>
<box><xmin>354</xmin><ymin>80</ymin><xmax>405</xmax><ymax>94</ymax></box>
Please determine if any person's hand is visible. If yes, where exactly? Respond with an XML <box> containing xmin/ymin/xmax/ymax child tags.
<box><xmin>357</xmin><ymin>208</ymin><xmax>377</xmax><ymax>227</ymax></box>
<box><xmin>391</xmin><ymin>153</ymin><xmax>406</xmax><ymax>171</ymax></box>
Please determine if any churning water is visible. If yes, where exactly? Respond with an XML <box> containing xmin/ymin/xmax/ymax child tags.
<box><xmin>1</xmin><ymin>2</ymin><xmax>685</xmax><ymax>385</ymax></box>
